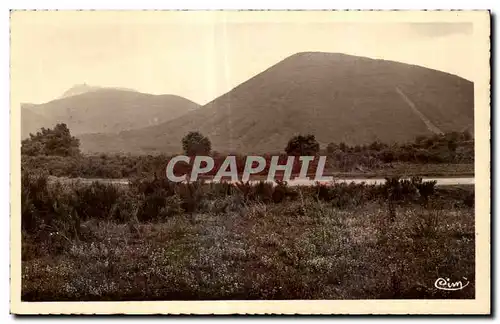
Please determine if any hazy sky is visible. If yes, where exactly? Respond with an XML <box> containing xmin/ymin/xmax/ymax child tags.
<box><xmin>11</xmin><ymin>11</ymin><xmax>476</xmax><ymax>105</ymax></box>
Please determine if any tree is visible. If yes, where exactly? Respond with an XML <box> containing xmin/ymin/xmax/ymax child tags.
<box><xmin>285</xmin><ymin>134</ymin><xmax>320</xmax><ymax>156</ymax></box>
<box><xmin>21</xmin><ymin>123</ymin><xmax>80</xmax><ymax>156</ymax></box>
<box><xmin>182</xmin><ymin>131</ymin><xmax>212</xmax><ymax>156</ymax></box>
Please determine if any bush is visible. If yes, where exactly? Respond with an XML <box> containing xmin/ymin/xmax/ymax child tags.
<box><xmin>21</xmin><ymin>172</ymin><xmax>82</xmax><ymax>256</ymax></box>
<box><xmin>176</xmin><ymin>182</ymin><xmax>205</xmax><ymax>213</ymax></box>
<box><xmin>411</xmin><ymin>177</ymin><xmax>437</xmax><ymax>203</ymax></box>
<box><xmin>110</xmin><ymin>192</ymin><xmax>139</xmax><ymax>223</ymax></box>
<box><xmin>129</xmin><ymin>177</ymin><xmax>209</xmax><ymax>219</ymax></box>
<box><xmin>72</xmin><ymin>182</ymin><xmax>122</xmax><ymax>221</ymax></box>
<box><xmin>384</xmin><ymin>177</ymin><xmax>412</xmax><ymax>203</ymax></box>
<box><xmin>21</xmin><ymin>171</ymin><xmax>464</xmax><ymax>234</ymax></box>
<box><xmin>314</xmin><ymin>181</ymin><xmax>381</xmax><ymax>208</ymax></box>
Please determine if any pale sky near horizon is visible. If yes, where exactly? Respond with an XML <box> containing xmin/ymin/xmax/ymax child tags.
<box><xmin>11</xmin><ymin>11</ymin><xmax>476</xmax><ymax>105</ymax></box>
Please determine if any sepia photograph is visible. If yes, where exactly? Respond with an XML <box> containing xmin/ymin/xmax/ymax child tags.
<box><xmin>10</xmin><ymin>10</ymin><xmax>490</xmax><ymax>314</ymax></box>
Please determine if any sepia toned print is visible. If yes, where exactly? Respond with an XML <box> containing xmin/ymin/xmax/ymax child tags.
<box><xmin>10</xmin><ymin>10</ymin><xmax>490</xmax><ymax>314</ymax></box>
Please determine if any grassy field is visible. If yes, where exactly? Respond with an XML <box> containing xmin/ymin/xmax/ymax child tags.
<box><xmin>21</xmin><ymin>176</ymin><xmax>475</xmax><ymax>301</ymax></box>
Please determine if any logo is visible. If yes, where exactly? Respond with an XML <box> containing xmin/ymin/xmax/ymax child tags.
<box><xmin>434</xmin><ymin>277</ymin><xmax>470</xmax><ymax>291</ymax></box>
<box><xmin>165</xmin><ymin>155</ymin><xmax>332</xmax><ymax>182</ymax></box>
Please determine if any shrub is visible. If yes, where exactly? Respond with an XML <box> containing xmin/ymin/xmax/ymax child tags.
<box><xmin>130</xmin><ymin>177</ymin><xmax>176</xmax><ymax>221</ymax></box>
<box><xmin>272</xmin><ymin>180</ymin><xmax>298</xmax><ymax>203</ymax></box>
<box><xmin>21</xmin><ymin>172</ymin><xmax>49</xmax><ymax>234</ymax></box>
<box><xmin>383</xmin><ymin>176</ymin><xmax>439</xmax><ymax>207</ymax></box>
<box><xmin>175</xmin><ymin>182</ymin><xmax>205</xmax><ymax>213</ymax></box>
<box><xmin>234</xmin><ymin>181</ymin><xmax>274</xmax><ymax>204</ymax></box>
<box><xmin>315</xmin><ymin>183</ymin><xmax>332</xmax><ymax>202</ymax></box>
<box><xmin>21</xmin><ymin>172</ymin><xmax>82</xmax><ymax>256</ymax></box>
<box><xmin>314</xmin><ymin>181</ymin><xmax>381</xmax><ymax>208</ymax></box>
<box><xmin>129</xmin><ymin>177</ymin><xmax>209</xmax><ymax>219</ymax></box>
<box><xmin>21</xmin><ymin>171</ymin><xmax>466</xmax><ymax>236</ymax></box>
<box><xmin>205</xmin><ymin>181</ymin><xmax>234</xmax><ymax>199</ymax></box>
<box><xmin>72</xmin><ymin>182</ymin><xmax>122</xmax><ymax>221</ymax></box>
<box><xmin>110</xmin><ymin>192</ymin><xmax>139</xmax><ymax>223</ymax></box>
<box><xmin>411</xmin><ymin>177</ymin><xmax>437</xmax><ymax>203</ymax></box>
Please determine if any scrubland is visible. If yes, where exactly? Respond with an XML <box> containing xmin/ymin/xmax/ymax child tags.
<box><xmin>21</xmin><ymin>174</ymin><xmax>475</xmax><ymax>300</ymax></box>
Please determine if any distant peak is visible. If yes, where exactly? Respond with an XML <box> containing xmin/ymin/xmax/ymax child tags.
<box><xmin>59</xmin><ymin>84</ymin><xmax>102</xmax><ymax>99</ymax></box>
<box><xmin>293</xmin><ymin>51</ymin><xmax>342</xmax><ymax>56</ymax></box>
<box><xmin>273</xmin><ymin>52</ymin><xmax>375</xmax><ymax>68</ymax></box>
<box><xmin>59</xmin><ymin>84</ymin><xmax>138</xmax><ymax>99</ymax></box>
<box><xmin>287</xmin><ymin>51</ymin><xmax>371</xmax><ymax>61</ymax></box>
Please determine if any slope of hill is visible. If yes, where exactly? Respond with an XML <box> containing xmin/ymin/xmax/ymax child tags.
<box><xmin>21</xmin><ymin>107</ymin><xmax>53</xmax><ymax>138</ymax></box>
<box><xmin>21</xmin><ymin>88</ymin><xmax>200</xmax><ymax>137</ymax></box>
<box><xmin>78</xmin><ymin>52</ymin><xmax>474</xmax><ymax>154</ymax></box>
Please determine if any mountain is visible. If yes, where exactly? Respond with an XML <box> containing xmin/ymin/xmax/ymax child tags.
<box><xmin>78</xmin><ymin>52</ymin><xmax>474</xmax><ymax>154</ymax></box>
<box><xmin>21</xmin><ymin>88</ymin><xmax>200</xmax><ymax>138</ymax></box>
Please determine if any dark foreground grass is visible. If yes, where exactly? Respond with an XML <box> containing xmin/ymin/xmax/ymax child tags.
<box><xmin>22</xmin><ymin>198</ymin><xmax>474</xmax><ymax>300</ymax></box>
